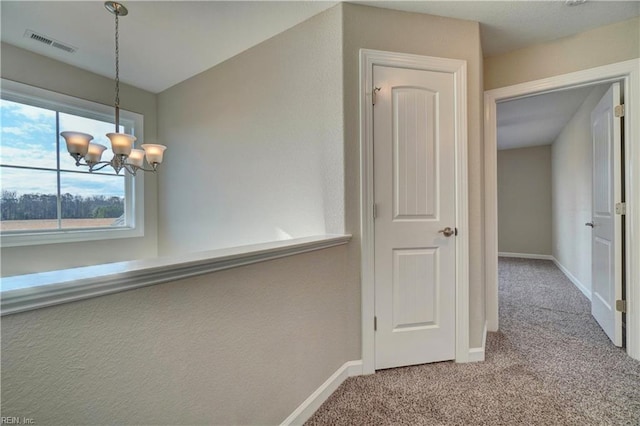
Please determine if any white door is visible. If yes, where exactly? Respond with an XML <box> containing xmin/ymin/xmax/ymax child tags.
<box><xmin>590</xmin><ymin>82</ymin><xmax>623</xmax><ymax>346</ymax></box>
<box><xmin>373</xmin><ymin>65</ymin><xmax>456</xmax><ymax>369</ymax></box>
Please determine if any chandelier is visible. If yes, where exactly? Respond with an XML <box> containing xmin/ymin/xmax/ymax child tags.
<box><xmin>60</xmin><ymin>1</ymin><xmax>166</xmax><ymax>175</ymax></box>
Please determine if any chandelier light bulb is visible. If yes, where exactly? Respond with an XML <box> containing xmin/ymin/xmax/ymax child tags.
<box><xmin>85</xmin><ymin>143</ymin><xmax>108</xmax><ymax>164</ymax></box>
<box><xmin>127</xmin><ymin>148</ymin><xmax>145</xmax><ymax>168</ymax></box>
<box><xmin>141</xmin><ymin>144</ymin><xmax>167</xmax><ymax>165</ymax></box>
<box><xmin>106</xmin><ymin>132</ymin><xmax>136</xmax><ymax>156</ymax></box>
<box><xmin>61</xmin><ymin>131</ymin><xmax>93</xmax><ymax>156</ymax></box>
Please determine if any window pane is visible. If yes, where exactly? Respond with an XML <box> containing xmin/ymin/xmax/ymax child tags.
<box><xmin>59</xmin><ymin>113</ymin><xmax>124</xmax><ymax>175</ymax></box>
<box><xmin>0</xmin><ymin>99</ymin><xmax>57</xmax><ymax>169</ymax></box>
<box><xmin>60</xmin><ymin>171</ymin><xmax>125</xmax><ymax>229</ymax></box>
<box><xmin>0</xmin><ymin>167</ymin><xmax>58</xmax><ymax>231</ymax></box>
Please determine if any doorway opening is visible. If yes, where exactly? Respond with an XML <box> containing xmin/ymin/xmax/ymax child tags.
<box><xmin>495</xmin><ymin>81</ymin><xmax>625</xmax><ymax>346</ymax></box>
<box><xmin>484</xmin><ymin>59</ymin><xmax>640</xmax><ymax>360</ymax></box>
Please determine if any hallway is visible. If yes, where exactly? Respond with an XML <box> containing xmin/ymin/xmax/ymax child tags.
<box><xmin>307</xmin><ymin>258</ymin><xmax>640</xmax><ymax>425</ymax></box>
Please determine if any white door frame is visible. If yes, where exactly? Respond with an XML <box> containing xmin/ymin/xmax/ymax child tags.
<box><xmin>484</xmin><ymin>59</ymin><xmax>640</xmax><ymax>361</ymax></box>
<box><xmin>360</xmin><ymin>49</ymin><xmax>470</xmax><ymax>374</ymax></box>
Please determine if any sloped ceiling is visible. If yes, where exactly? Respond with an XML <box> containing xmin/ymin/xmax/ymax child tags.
<box><xmin>0</xmin><ymin>1</ymin><xmax>338</xmax><ymax>93</ymax></box>
<box><xmin>496</xmin><ymin>84</ymin><xmax>610</xmax><ymax>150</ymax></box>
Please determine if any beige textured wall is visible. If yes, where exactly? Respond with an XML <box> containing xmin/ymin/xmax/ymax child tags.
<box><xmin>485</xmin><ymin>17</ymin><xmax>640</xmax><ymax>90</ymax></box>
<box><xmin>0</xmin><ymin>43</ymin><xmax>159</xmax><ymax>276</ymax></box>
<box><xmin>498</xmin><ymin>146</ymin><xmax>552</xmax><ymax>255</ymax></box>
<box><xmin>1</xmin><ymin>246</ymin><xmax>351</xmax><ymax>425</ymax></box>
<box><xmin>552</xmin><ymin>84</ymin><xmax>610</xmax><ymax>294</ymax></box>
<box><xmin>342</xmin><ymin>3</ymin><xmax>485</xmax><ymax>347</ymax></box>
<box><xmin>2</xmin><ymin>8</ymin><xmax>356</xmax><ymax>424</ymax></box>
<box><xmin>1</xmin><ymin>6</ymin><xmax>488</xmax><ymax>423</ymax></box>
<box><xmin>157</xmin><ymin>5</ymin><xmax>344</xmax><ymax>256</ymax></box>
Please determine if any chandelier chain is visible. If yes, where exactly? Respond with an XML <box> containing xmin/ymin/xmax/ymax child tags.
<box><xmin>115</xmin><ymin>9</ymin><xmax>120</xmax><ymax>109</ymax></box>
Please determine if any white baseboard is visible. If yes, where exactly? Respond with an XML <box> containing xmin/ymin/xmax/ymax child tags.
<box><xmin>498</xmin><ymin>252</ymin><xmax>554</xmax><ymax>260</ymax></box>
<box><xmin>467</xmin><ymin>320</ymin><xmax>487</xmax><ymax>362</ymax></box>
<box><xmin>281</xmin><ymin>360</ymin><xmax>363</xmax><ymax>426</ymax></box>
<box><xmin>552</xmin><ymin>257</ymin><xmax>592</xmax><ymax>300</ymax></box>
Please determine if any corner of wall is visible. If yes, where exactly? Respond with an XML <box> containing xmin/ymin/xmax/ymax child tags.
<box><xmin>281</xmin><ymin>360</ymin><xmax>363</xmax><ymax>425</ymax></box>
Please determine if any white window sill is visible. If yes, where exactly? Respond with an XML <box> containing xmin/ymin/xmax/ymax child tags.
<box><xmin>0</xmin><ymin>224</ymin><xmax>144</xmax><ymax>247</ymax></box>
<box><xmin>0</xmin><ymin>234</ymin><xmax>351</xmax><ymax>316</ymax></box>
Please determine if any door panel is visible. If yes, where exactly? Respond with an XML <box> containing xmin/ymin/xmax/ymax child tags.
<box><xmin>392</xmin><ymin>248</ymin><xmax>438</xmax><ymax>329</ymax></box>
<box><xmin>374</xmin><ymin>65</ymin><xmax>456</xmax><ymax>370</ymax></box>
<box><xmin>593</xmin><ymin>237</ymin><xmax>613</xmax><ymax>308</ymax></box>
<box><xmin>393</xmin><ymin>88</ymin><xmax>438</xmax><ymax>220</ymax></box>
<box><xmin>590</xmin><ymin>82</ymin><xmax>622</xmax><ymax>346</ymax></box>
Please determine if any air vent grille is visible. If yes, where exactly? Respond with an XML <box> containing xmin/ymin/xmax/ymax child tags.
<box><xmin>30</xmin><ymin>32</ymin><xmax>53</xmax><ymax>45</ymax></box>
<box><xmin>24</xmin><ymin>30</ymin><xmax>77</xmax><ymax>53</ymax></box>
<box><xmin>52</xmin><ymin>42</ymin><xmax>75</xmax><ymax>53</ymax></box>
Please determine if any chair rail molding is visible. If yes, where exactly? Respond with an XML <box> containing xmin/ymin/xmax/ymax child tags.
<box><xmin>1</xmin><ymin>234</ymin><xmax>351</xmax><ymax>316</ymax></box>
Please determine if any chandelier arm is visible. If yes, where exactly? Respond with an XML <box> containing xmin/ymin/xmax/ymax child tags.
<box><xmin>132</xmin><ymin>165</ymin><xmax>158</xmax><ymax>173</ymax></box>
<box><xmin>88</xmin><ymin>162</ymin><xmax>113</xmax><ymax>172</ymax></box>
<box><xmin>126</xmin><ymin>164</ymin><xmax>158</xmax><ymax>176</ymax></box>
<box><xmin>71</xmin><ymin>153</ymin><xmax>84</xmax><ymax>166</ymax></box>
<box><xmin>122</xmin><ymin>163</ymin><xmax>138</xmax><ymax>176</ymax></box>
<box><xmin>69</xmin><ymin>158</ymin><xmax>110</xmax><ymax>169</ymax></box>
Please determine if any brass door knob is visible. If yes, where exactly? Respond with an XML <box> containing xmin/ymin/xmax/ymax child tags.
<box><xmin>438</xmin><ymin>227</ymin><xmax>455</xmax><ymax>237</ymax></box>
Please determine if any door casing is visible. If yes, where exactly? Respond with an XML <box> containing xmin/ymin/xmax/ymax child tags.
<box><xmin>484</xmin><ymin>59</ymin><xmax>640</xmax><ymax>361</ymax></box>
<box><xmin>360</xmin><ymin>49</ymin><xmax>470</xmax><ymax>374</ymax></box>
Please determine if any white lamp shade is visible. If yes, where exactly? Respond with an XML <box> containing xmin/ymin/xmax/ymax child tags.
<box><xmin>84</xmin><ymin>143</ymin><xmax>107</xmax><ymax>164</ymax></box>
<box><xmin>141</xmin><ymin>144</ymin><xmax>167</xmax><ymax>165</ymax></box>
<box><xmin>127</xmin><ymin>148</ymin><xmax>145</xmax><ymax>168</ymax></box>
<box><xmin>106</xmin><ymin>132</ymin><xmax>136</xmax><ymax>156</ymax></box>
<box><xmin>61</xmin><ymin>131</ymin><xmax>93</xmax><ymax>156</ymax></box>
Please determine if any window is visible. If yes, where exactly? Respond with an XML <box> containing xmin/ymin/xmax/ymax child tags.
<box><xmin>0</xmin><ymin>79</ymin><xmax>144</xmax><ymax>247</ymax></box>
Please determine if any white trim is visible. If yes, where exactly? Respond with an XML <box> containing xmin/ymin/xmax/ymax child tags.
<box><xmin>552</xmin><ymin>257</ymin><xmax>592</xmax><ymax>300</ymax></box>
<box><xmin>498</xmin><ymin>252</ymin><xmax>554</xmax><ymax>260</ymax></box>
<box><xmin>467</xmin><ymin>320</ymin><xmax>487</xmax><ymax>363</ymax></box>
<box><xmin>280</xmin><ymin>360</ymin><xmax>363</xmax><ymax>426</ymax></box>
<box><xmin>360</xmin><ymin>49</ymin><xmax>470</xmax><ymax>373</ymax></box>
<box><xmin>484</xmin><ymin>59</ymin><xmax>640</xmax><ymax>361</ymax></box>
<box><xmin>0</xmin><ymin>234</ymin><xmax>351</xmax><ymax>316</ymax></box>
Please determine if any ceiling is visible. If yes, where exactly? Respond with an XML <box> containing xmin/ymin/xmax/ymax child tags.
<box><xmin>355</xmin><ymin>1</ymin><xmax>640</xmax><ymax>58</ymax></box>
<box><xmin>0</xmin><ymin>1</ymin><xmax>338</xmax><ymax>93</ymax></box>
<box><xmin>1</xmin><ymin>1</ymin><xmax>639</xmax><ymax>94</ymax></box>
<box><xmin>496</xmin><ymin>84</ymin><xmax>607</xmax><ymax>150</ymax></box>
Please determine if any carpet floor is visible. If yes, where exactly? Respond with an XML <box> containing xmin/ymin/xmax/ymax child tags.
<box><xmin>306</xmin><ymin>258</ymin><xmax>640</xmax><ymax>425</ymax></box>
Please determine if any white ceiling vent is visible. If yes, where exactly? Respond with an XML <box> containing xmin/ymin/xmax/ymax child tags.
<box><xmin>24</xmin><ymin>30</ymin><xmax>77</xmax><ymax>53</ymax></box>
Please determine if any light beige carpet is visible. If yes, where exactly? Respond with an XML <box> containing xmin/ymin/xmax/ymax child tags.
<box><xmin>306</xmin><ymin>258</ymin><xmax>640</xmax><ymax>425</ymax></box>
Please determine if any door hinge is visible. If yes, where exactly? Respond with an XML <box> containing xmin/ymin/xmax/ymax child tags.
<box><xmin>373</xmin><ymin>203</ymin><xmax>377</xmax><ymax>219</ymax></box>
<box><xmin>455</xmin><ymin>227</ymin><xmax>458</xmax><ymax>236</ymax></box>
<box><xmin>616</xmin><ymin>299</ymin><xmax>627</xmax><ymax>313</ymax></box>
<box><xmin>372</xmin><ymin>87</ymin><xmax>381</xmax><ymax>105</ymax></box>
<box><xmin>615</xmin><ymin>104</ymin><xmax>625</xmax><ymax>118</ymax></box>
<box><xmin>615</xmin><ymin>202</ymin><xmax>626</xmax><ymax>215</ymax></box>
<box><xmin>374</xmin><ymin>316</ymin><xmax>377</xmax><ymax>331</ymax></box>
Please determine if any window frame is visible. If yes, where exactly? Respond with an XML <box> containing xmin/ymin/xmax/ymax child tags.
<box><xmin>0</xmin><ymin>79</ymin><xmax>144</xmax><ymax>247</ymax></box>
